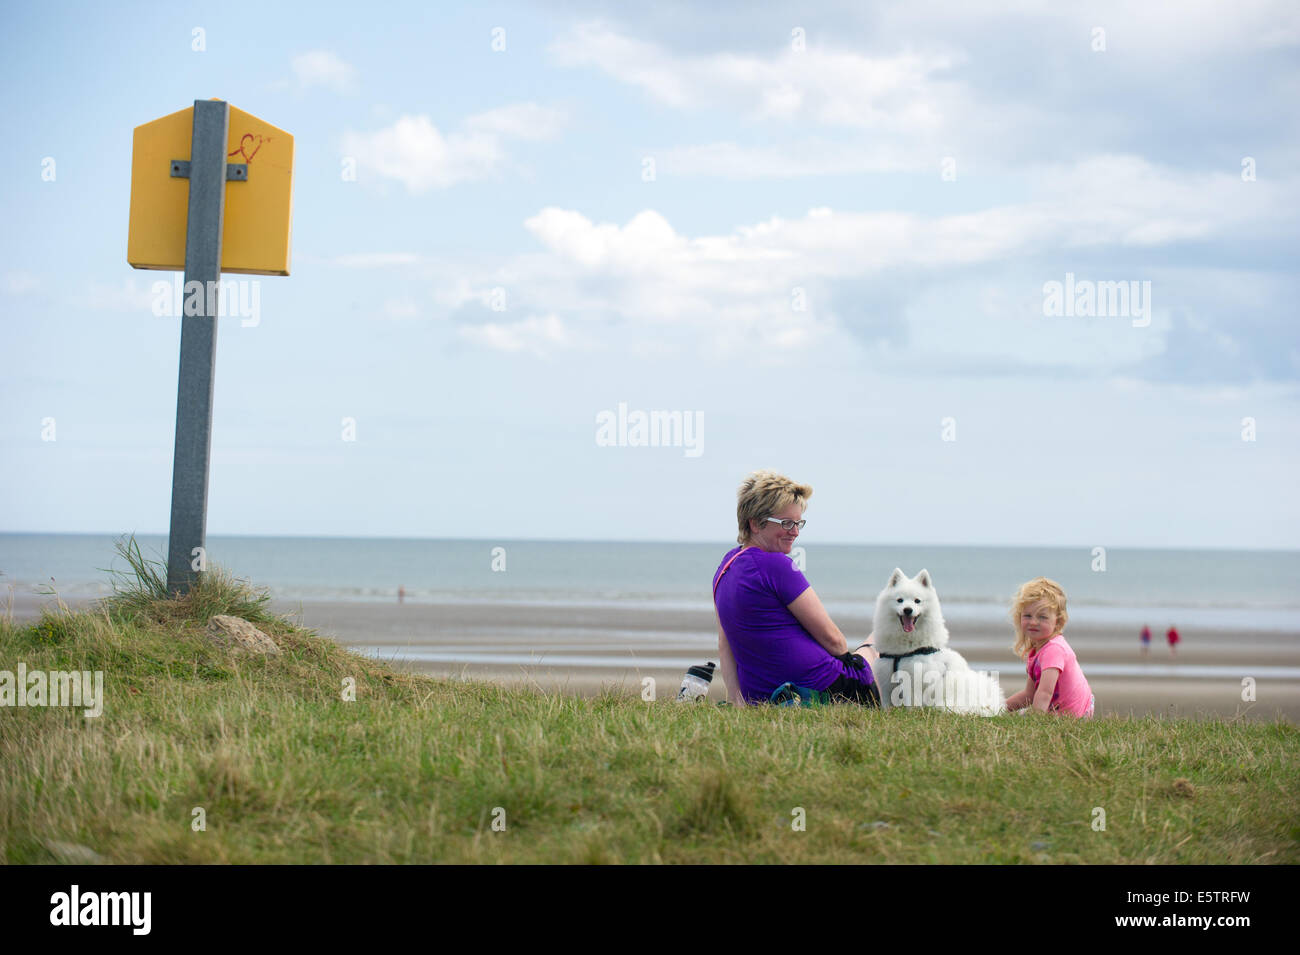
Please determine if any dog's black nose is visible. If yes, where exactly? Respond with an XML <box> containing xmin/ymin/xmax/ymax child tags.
<box><xmin>902</xmin><ymin>607</ymin><xmax>913</xmax><ymax>616</ymax></box>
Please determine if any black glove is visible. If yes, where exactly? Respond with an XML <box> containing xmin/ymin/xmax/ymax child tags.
<box><xmin>837</xmin><ymin>651</ymin><xmax>867</xmax><ymax>670</ymax></box>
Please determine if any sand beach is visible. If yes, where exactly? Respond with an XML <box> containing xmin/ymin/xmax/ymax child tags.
<box><xmin>10</xmin><ymin>592</ymin><xmax>1297</xmax><ymax>722</ymax></box>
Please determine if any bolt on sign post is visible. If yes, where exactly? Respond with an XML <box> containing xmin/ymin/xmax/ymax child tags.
<box><xmin>128</xmin><ymin>99</ymin><xmax>293</xmax><ymax>595</ymax></box>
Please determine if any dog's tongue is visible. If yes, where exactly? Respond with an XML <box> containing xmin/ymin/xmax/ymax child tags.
<box><xmin>902</xmin><ymin>617</ymin><xmax>915</xmax><ymax>633</ymax></box>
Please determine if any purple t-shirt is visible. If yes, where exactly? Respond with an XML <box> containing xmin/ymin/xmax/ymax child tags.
<box><xmin>713</xmin><ymin>545</ymin><xmax>856</xmax><ymax>703</ymax></box>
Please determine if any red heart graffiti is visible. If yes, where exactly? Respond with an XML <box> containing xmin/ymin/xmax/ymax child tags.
<box><xmin>228</xmin><ymin>133</ymin><xmax>263</xmax><ymax>163</ymax></box>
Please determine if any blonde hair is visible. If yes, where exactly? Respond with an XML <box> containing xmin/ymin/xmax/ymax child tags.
<box><xmin>736</xmin><ymin>470</ymin><xmax>812</xmax><ymax>545</ymax></box>
<box><xmin>1011</xmin><ymin>577</ymin><xmax>1069</xmax><ymax>659</ymax></box>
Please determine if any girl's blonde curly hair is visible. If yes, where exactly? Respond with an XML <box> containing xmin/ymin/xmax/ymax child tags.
<box><xmin>736</xmin><ymin>470</ymin><xmax>812</xmax><ymax>545</ymax></box>
<box><xmin>1010</xmin><ymin>577</ymin><xmax>1070</xmax><ymax>660</ymax></box>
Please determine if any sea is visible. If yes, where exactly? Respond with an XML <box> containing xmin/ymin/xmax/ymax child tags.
<box><xmin>2</xmin><ymin>533</ymin><xmax>1298</xmax><ymax>632</ymax></box>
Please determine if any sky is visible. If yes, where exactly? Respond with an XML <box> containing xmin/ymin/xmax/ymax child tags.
<box><xmin>1</xmin><ymin>0</ymin><xmax>1298</xmax><ymax>549</ymax></box>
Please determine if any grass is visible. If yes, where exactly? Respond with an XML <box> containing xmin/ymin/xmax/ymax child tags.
<box><xmin>1</xmin><ymin>535</ymin><xmax>1297</xmax><ymax>864</ymax></box>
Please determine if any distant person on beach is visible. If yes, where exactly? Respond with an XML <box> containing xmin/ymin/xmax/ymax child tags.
<box><xmin>398</xmin><ymin>585</ymin><xmax>405</xmax><ymax>604</ymax></box>
<box><xmin>1167</xmin><ymin>625</ymin><xmax>1180</xmax><ymax>657</ymax></box>
<box><xmin>1140</xmin><ymin>625</ymin><xmax>1151</xmax><ymax>657</ymax></box>
<box><xmin>1005</xmin><ymin>577</ymin><xmax>1094</xmax><ymax>718</ymax></box>
<box><xmin>712</xmin><ymin>469</ymin><xmax>880</xmax><ymax>707</ymax></box>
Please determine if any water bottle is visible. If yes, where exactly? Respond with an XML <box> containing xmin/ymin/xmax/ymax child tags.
<box><xmin>676</xmin><ymin>662</ymin><xmax>717</xmax><ymax>702</ymax></box>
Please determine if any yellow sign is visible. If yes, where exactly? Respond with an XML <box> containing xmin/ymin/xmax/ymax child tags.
<box><xmin>128</xmin><ymin>103</ymin><xmax>293</xmax><ymax>275</ymax></box>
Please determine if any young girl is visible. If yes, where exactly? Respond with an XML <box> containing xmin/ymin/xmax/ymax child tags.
<box><xmin>1005</xmin><ymin>577</ymin><xmax>1095</xmax><ymax>718</ymax></box>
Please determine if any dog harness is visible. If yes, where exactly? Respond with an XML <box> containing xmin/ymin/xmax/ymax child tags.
<box><xmin>878</xmin><ymin>646</ymin><xmax>942</xmax><ymax>671</ymax></box>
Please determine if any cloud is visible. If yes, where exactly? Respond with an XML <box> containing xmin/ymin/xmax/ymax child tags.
<box><xmin>341</xmin><ymin>115</ymin><xmax>498</xmax><ymax>192</ymax></box>
<box><xmin>342</xmin><ymin>103</ymin><xmax>566</xmax><ymax>192</ymax></box>
<box><xmin>524</xmin><ymin>208</ymin><xmax>690</xmax><ymax>270</ymax></box>
<box><xmin>549</xmin><ymin>7</ymin><xmax>1300</xmax><ymax>179</ymax></box>
<box><xmin>524</xmin><ymin>156</ymin><xmax>1291</xmax><ymax>279</ymax></box>
<box><xmin>3</xmin><ymin>271</ymin><xmax>40</xmax><ymax>294</ymax></box>
<box><xmin>457</xmin><ymin>313</ymin><xmax>582</xmax><ymax>357</ymax></box>
<box><xmin>550</xmin><ymin>21</ymin><xmax>956</xmax><ymax>130</ymax></box>
<box><xmin>292</xmin><ymin>50</ymin><xmax>358</xmax><ymax>93</ymax></box>
<box><xmin>430</xmin><ymin>154</ymin><xmax>1297</xmax><ymax>377</ymax></box>
<box><xmin>463</xmin><ymin>103</ymin><xmax>566</xmax><ymax>140</ymax></box>
<box><xmin>656</xmin><ymin>140</ymin><xmax>916</xmax><ymax>178</ymax></box>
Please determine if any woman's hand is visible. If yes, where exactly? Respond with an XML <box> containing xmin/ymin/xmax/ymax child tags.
<box><xmin>855</xmin><ymin>633</ymin><xmax>879</xmax><ymax>664</ymax></box>
<box><xmin>786</xmin><ymin>587</ymin><xmax>849</xmax><ymax>656</ymax></box>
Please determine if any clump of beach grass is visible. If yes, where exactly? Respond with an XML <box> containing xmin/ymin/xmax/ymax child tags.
<box><xmin>1</xmin><ymin>536</ymin><xmax>1296</xmax><ymax>864</ymax></box>
<box><xmin>98</xmin><ymin>533</ymin><xmax>277</xmax><ymax>630</ymax></box>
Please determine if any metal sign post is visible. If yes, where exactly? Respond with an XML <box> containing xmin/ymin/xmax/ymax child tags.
<box><xmin>166</xmin><ymin>99</ymin><xmax>229</xmax><ymax>595</ymax></box>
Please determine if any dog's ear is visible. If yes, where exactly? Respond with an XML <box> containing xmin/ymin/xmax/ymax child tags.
<box><xmin>916</xmin><ymin>569</ymin><xmax>933</xmax><ymax>589</ymax></box>
<box><xmin>888</xmin><ymin>567</ymin><xmax>906</xmax><ymax>588</ymax></box>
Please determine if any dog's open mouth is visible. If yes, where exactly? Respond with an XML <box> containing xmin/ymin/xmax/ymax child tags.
<box><xmin>899</xmin><ymin>613</ymin><xmax>916</xmax><ymax>633</ymax></box>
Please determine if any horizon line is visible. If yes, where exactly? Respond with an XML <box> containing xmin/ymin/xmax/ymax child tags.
<box><xmin>1</xmin><ymin>529</ymin><xmax>1297</xmax><ymax>555</ymax></box>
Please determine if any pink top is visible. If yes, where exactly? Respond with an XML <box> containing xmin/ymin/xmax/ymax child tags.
<box><xmin>1027</xmin><ymin>634</ymin><xmax>1093</xmax><ymax>718</ymax></box>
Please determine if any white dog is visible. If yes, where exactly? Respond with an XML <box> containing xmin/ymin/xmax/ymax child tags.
<box><xmin>870</xmin><ymin>568</ymin><xmax>1005</xmax><ymax>716</ymax></box>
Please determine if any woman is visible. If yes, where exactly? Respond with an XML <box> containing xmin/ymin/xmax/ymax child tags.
<box><xmin>712</xmin><ymin>469</ymin><xmax>880</xmax><ymax>706</ymax></box>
